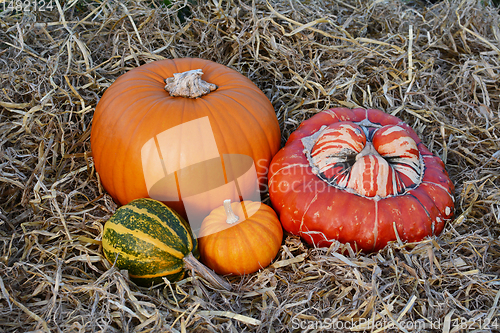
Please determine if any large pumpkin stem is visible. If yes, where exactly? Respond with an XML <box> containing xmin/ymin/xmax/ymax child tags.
<box><xmin>164</xmin><ymin>69</ymin><xmax>217</xmax><ymax>98</ymax></box>
<box><xmin>183</xmin><ymin>252</ymin><xmax>231</xmax><ymax>291</ymax></box>
<box><xmin>223</xmin><ymin>199</ymin><xmax>240</xmax><ymax>224</ymax></box>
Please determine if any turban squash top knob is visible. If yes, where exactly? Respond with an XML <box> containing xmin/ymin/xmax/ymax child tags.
<box><xmin>268</xmin><ymin>108</ymin><xmax>454</xmax><ymax>252</ymax></box>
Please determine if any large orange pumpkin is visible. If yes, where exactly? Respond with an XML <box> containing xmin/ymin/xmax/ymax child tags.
<box><xmin>268</xmin><ymin>108</ymin><xmax>454</xmax><ymax>252</ymax></box>
<box><xmin>198</xmin><ymin>200</ymin><xmax>283</xmax><ymax>275</ymax></box>
<box><xmin>91</xmin><ymin>58</ymin><xmax>281</xmax><ymax>227</ymax></box>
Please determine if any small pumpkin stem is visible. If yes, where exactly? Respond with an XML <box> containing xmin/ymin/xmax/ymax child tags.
<box><xmin>164</xmin><ymin>69</ymin><xmax>217</xmax><ymax>98</ymax></box>
<box><xmin>183</xmin><ymin>252</ymin><xmax>231</xmax><ymax>291</ymax></box>
<box><xmin>223</xmin><ymin>199</ymin><xmax>240</xmax><ymax>224</ymax></box>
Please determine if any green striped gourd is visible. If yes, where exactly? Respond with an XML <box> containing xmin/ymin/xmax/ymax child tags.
<box><xmin>102</xmin><ymin>198</ymin><xmax>200</xmax><ymax>286</ymax></box>
<box><xmin>102</xmin><ymin>198</ymin><xmax>231</xmax><ymax>290</ymax></box>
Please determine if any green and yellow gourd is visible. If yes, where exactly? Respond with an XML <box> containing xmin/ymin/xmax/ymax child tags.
<box><xmin>102</xmin><ymin>198</ymin><xmax>200</xmax><ymax>287</ymax></box>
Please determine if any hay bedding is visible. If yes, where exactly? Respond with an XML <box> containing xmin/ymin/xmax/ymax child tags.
<box><xmin>0</xmin><ymin>0</ymin><xmax>499</xmax><ymax>331</ymax></box>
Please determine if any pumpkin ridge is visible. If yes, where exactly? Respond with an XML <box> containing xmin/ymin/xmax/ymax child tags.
<box><xmin>192</xmin><ymin>96</ymin><xmax>229</xmax><ymax>156</ymax></box>
<box><xmin>133</xmin><ymin>66</ymin><xmax>171</xmax><ymax>84</ymax></box>
<box><xmin>129</xmin><ymin>60</ymin><xmax>177</xmax><ymax>81</ymax></box>
<box><xmin>197</xmin><ymin>61</ymin><xmax>226</xmax><ymax>83</ymax></box>
<box><xmin>173</xmin><ymin>58</ymin><xmax>183</xmax><ymax>75</ymax></box>
<box><xmin>215</xmin><ymin>90</ymin><xmax>278</xmax><ymax>158</ymax></box>
<box><xmin>94</xmin><ymin>62</ymin><xmax>186</xmax><ymax>204</ymax></box>
<box><xmin>93</xmin><ymin>86</ymin><xmax>151</xmax><ymax>124</ymax></box>
<box><xmin>238</xmin><ymin>215</ymin><xmax>272</xmax><ymax>274</ymax></box>
<box><xmin>227</xmin><ymin>222</ymin><xmax>248</xmax><ymax>275</ymax></box>
<box><xmin>203</xmin><ymin>234</ymin><xmax>219</xmax><ymax>273</ymax></box>
<box><xmin>119</xmin><ymin>97</ymin><xmax>178</xmax><ymax>204</ymax></box>
<box><xmin>213</xmin><ymin>228</ymin><xmax>232</xmax><ymax>274</ymax></box>
<box><xmin>196</xmin><ymin>59</ymin><xmax>232</xmax><ymax>84</ymax></box>
<box><xmin>92</xmin><ymin>86</ymin><xmax>141</xmax><ymax>196</ymax></box>
<box><xmin>181</xmin><ymin>97</ymin><xmax>244</xmax><ymax>195</ymax></box>
<box><xmin>110</xmin><ymin>68</ymin><xmax>167</xmax><ymax>93</ymax></box>
<box><xmin>198</xmin><ymin>212</ymin><xmax>226</xmax><ymax>237</ymax></box>
<box><xmin>411</xmin><ymin>190</ymin><xmax>444</xmax><ymax>236</ymax></box>
<box><xmin>249</xmin><ymin>210</ymin><xmax>282</xmax><ymax>246</ymax></box>
<box><xmin>95</xmin><ymin>91</ymin><xmax>169</xmax><ymax>203</ymax></box>
<box><xmin>253</xmin><ymin>221</ymin><xmax>281</xmax><ymax>258</ymax></box>
<box><xmin>405</xmin><ymin>192</ymin><xmax>433</xmax><ymax>233</ymax></box>
<box><xmin>98</xmin><ymin>67</ymin><xmax>163</xmax><ymax>95</ymax></box>
<box><xmin>218</xmin><ymin>94</ymin><xmax>262</xmax><ymax>160</ymax></box>
<box><xmin>421</xmin><ymin>181</ymin><xmax>454</xmax><ymax>199</ymax></box>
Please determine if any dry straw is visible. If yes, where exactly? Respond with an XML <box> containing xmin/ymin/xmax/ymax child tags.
<box><xmin>0</xmin><ymin>0</ymin><xmax>499</xmax><ymax>332</ymax></box>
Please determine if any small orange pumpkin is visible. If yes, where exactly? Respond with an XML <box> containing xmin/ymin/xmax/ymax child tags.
<box><xmin>198</xmin><ymin>200</ymin><xmax>283</xmax><ymax>275</ymax></box>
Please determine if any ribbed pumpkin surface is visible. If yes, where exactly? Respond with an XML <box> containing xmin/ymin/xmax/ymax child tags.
<box><xmin>198</xmin><ymin>201</ymin><xmax>283</xmax><ymax>276</ymax></box>
<box><xmin>102</xmin><ymin>198</ymin><xmax>199</xmax><ymax>286</ymax></box>
<box><xmin>90</xmin><ymin>58</ymin><xmax>281</xmax><ymax>218</ymax></box>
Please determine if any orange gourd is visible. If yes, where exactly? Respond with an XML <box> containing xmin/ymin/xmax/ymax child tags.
<box><xmin>198</xmin><ymin>200</ymin><xmax>283</xmax><ymax>275</ymax></box>
<box><xmin>91</xmin><ymin>58</ymin><xmax>281</xmax><ymax>223</ymax></box>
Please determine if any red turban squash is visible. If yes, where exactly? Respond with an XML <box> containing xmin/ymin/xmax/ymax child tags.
<box><xmin>268</xmin><ymin>108</ymin><xmax>454</xmax><ymax>252</ymax></box>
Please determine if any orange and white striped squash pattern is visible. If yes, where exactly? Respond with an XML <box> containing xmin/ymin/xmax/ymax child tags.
<box><xmin>268</xmin><ymin>108</ymin><xmax>454</xmax><ymax>252</ymax></box>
